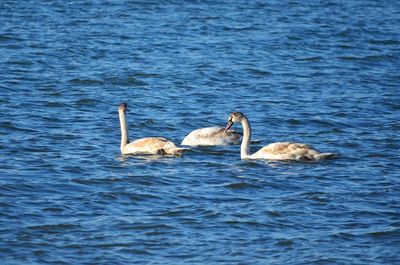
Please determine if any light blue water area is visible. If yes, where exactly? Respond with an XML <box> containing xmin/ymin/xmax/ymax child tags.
<box><xmin>1</xmin><ymin>0</ymin><xmax>399</xmax><ymax>264</ymax></box>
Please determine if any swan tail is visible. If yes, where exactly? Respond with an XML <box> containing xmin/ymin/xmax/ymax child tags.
<box><xmin>315</xmin><ymin>153</ymin><xmax>337</xmax><ymax>160</ymax></box>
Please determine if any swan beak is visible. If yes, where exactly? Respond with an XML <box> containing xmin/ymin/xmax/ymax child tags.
<box><xmin>224</xmin><ymin>121</ymin><xmax>233</xmax><ymax>133</ymax></box>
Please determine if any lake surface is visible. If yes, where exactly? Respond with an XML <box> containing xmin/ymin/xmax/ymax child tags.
<box><xmin>1</xmin><ymin>0</ymin><xmax>399</xmax><ymax>264</ymax></box>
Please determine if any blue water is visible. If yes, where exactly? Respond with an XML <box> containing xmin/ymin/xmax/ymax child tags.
<box><xmin>1</xmin><ymin>0</ymin><xmax>399</xmax><ymax>264</ymax></box>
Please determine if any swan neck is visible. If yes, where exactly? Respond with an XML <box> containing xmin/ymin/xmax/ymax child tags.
<box><xmin>240</xmin><ymin>115</ymin><xmax>251</xmax><ymax>159</ymax></box>
<box><xmin>119</xmin><ymin>110</ymin><xmax>129</xmax><ymax>152</ymax></box>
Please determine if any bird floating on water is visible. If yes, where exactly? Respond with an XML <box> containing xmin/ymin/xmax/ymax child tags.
<box><xmin>118</xmin><ymin>103</ymin><xmax>188</xmax><ymax>156</ymax></box>
<box><xmin>225</xmin><ymin>112</ymin><xmax>336</xmax><ymax>161</ymax></box>
<box><xmin>181</xmin><ymin>126</ymin><xmax>242</xmax><ymax>146</ymax></box>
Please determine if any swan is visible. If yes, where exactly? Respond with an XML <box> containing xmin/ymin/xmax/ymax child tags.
<box><xmin>224</xmin><ymin>112</ymin><xmax>336</xmax><ymax>161</ymax></box>
<box><xmin>181</xmin><ymin>126</ymin><xmax>242</xmax><ymax>146</ymax></box>
<box><xmin>118</xmin><ymin>103</ymin><xmax>188</xmax><ymax>156</ymax></box>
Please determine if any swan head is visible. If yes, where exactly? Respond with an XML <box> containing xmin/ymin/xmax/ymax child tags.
<box><xmin>119</xmin><ymin>102</ymin><xmax>128</xmax><ymax>113</ymax></box>
<box><xmin>224</xmin><ymin>112</ymin><xmax>244</xmax><ymax>132</ymax></box>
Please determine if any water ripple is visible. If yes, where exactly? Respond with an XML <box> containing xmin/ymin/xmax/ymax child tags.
<box><xmin>1</xmin><ymin>0</ymin><xmax>399</xmax><ymax>264</ymax></box>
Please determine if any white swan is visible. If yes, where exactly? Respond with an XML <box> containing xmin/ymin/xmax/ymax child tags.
<box><xmin>118</xmin><ymin>103</ymin><xmax>187</xmax><ymax>156</ymax></box>
<box><xmin>181</xmin><ymin>126</ymin><xmax>241</xmax><ymax>146</ymax></box>
<box><xmin>225</xmin><ymin>112</ymin><xmax>336</xmax><ymax>161</ymax></box>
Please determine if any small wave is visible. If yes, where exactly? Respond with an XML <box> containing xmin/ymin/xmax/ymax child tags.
<box><xmin>0</xmin><ymin>121</ymin><xmax>38</xmax><ymax>133</ymax></box>
<box><xmin>44</xmin><ymin>101</ymin><xmax>68</xmax><ymax>108</ymax></box>
<box><xmin>105</xmin><ymin>76</ymin><xmax>148</xmax><ymax>86</ymax></box>
<box><xmin>338</xmin><ymin>55</ymin><xmax>364</xmax><ymax>61</ymax></box>
<box><xmin>42</xmin><ymin>207</ymin><xmax>64</xmax><ymax>213</ymax></box>
<box><xmin>74</xmin><ymin>98</ymin><xmax>103</xmax><ymax>105</ymax></box>
<box><xmin>338</xmin><ymin>54</ymin><xmax>396</xmax><ymax>61</ymax></box>
<box><xmin>294</xmin><ymin>56</ymin><xmax>323</xmax><ymax>61</ymax></box>
<box><xmin>158</xmin><ymin>210</ymin><xmax>187</xmax><ymax>217</ymax></box>
<box><xmin>0</xmin><ymin>34</ymin><xmax>18</xmax><ymax>42</ymax></box>
<box><xmin>8</xmin><ymin>60</ymin><xmax>34</xmax><ymax>66</ymax></box>
<box><xmin>118</xmin><ymin>222</ymin><xmax>174</xmax><ymax>231</ymax></box>
<box><xmin>120</xmin><ymin>248</ymin><xmax>152</xmax><ymax>255</ymax></box>
<box><xmin>28</xmin><ymin>223</ymin><xmax>81</xmax><ymax>233</ymax></box>
<box><xmin>331</xmin><ymin>232</ymin><xmax>355</xmax><ymax>240</ymax></box>
<box><xmin>130</xmin><ymin>72</ymin><xmax>162</xmax><ymax>78</ymax></box>
<box><xmin>247</xmin><ymin>68</ymin><xmax>271</xmax><ymax>77</ymax></box>
<box><xmin>224</xmin><ymin>220</ymin><xmax>268</xmax><ymax>228</ymax></box>
<box><xmin>52</xmin><ymin>133</ymin><xmax>80</xmax><ymax>141</ymax></box>
<box><xmin>265</xmin><ymin>210</ymin><xmax>282</xmax><ymax>217</ymax></box>
<box><xmin>222</xmin><ymin>26</ymin><xmax>258</xmax><ymax>31</ymax></box>
<box><xmin>300</xmin><ymin>191</ymin><xmax>329</xmax><ymax>203</ymax></box>
<box><xmin>367</xmin><ymin>229</ymin><xmax>399</xmax><ymax>237</ymax></box>
<box><xmin>368</xmin><ymin>39</ymin><xmax>400</xmax><ymax>45</ymax></box>
<box><xmin>287</xmin><ymin>118</ymin><xmax>301</xmax><ymax>125</ymax></box>
<box><xmin>68</xmin><ymin>78</ymin><xmax>104</xmax><ymax>85</ymax></box>
<box><xmin>71</xmin><ymin>174</ymin><xmax>149</xmax><ymax>187</ymax></box>
<box><xmin>61</xmin><ymin>165</ymin><xmax>86</xmax><ymax>174</ymax></box>
<box><xmin>274</xmin><ymin>239</ymin><xmax>294</xmax><ymax>246</ymax></box>
<box><xmin>224</xmin><ymin>182</ymin><xmax>260</xmax><ymax>189</ymax></box>
<box><xmin>336</xmin><ymin>44</ymin><xmax>354</xmax><ymax>49</ymax></box>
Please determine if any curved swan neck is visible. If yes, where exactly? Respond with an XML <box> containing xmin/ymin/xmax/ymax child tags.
<box><xmin>240</xmin><ymin>115</ymin><xmax>251</xmax><ymax>159</ymax></box>
<box><xmin>119</xmin><ymin>110</ymin><xmax>129</xmax><ymax>151</ymax></box>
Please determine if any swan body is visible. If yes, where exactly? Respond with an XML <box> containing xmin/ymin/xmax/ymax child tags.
<box><xmin>225</xmin><ymin>112</ymin><xmax>336</xmax><ymax>161</ymax></box>
<box><xmin>181</xmin><ymin>126</ymin><xmax>241</xmax><ymax>146</ymax></box>
<box><xmin>242</xmin><ymin>141</ymin><xmax>334</xmax><ymax>160</ymax></box>
<box><xmin>118</xmin><ymin>103</ymin><xmax>187</xmax><ymax>156</ymax></box>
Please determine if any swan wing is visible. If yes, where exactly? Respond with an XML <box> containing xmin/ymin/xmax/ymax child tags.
<box><xmin>124</xmin><ymin>137</ymin><xmax>178</xmax><ymax>155</ymax></box>
<box><xmin>181</xmin><ymin>127</ymin><xmax>241</xmax><ymax>146</ymax></box>
<box><xmin>261</xmin><ymin>142</ymin><xmax>312</xmax><ymax>153</ymax></box>
<box><xmin>252</xmin><ymin>142</ymin><xmax>321</xmax><ymax>160</ymax></box>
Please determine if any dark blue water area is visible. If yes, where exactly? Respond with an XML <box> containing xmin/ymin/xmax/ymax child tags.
<box><xmin>1</xmin><ymin>0</ymin><xmax>399</xmax><ymax>264</ymax></box>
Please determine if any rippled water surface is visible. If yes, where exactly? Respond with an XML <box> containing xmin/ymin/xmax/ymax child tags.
<box><xmin>1</xmin><ymin>1</ymin><xmax>399</xmax><ymax>264</ymax></box>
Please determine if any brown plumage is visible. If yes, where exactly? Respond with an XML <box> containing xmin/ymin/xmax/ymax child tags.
<box><xmin>225</xmin><ymin>112</ymin><xmax>336</xmax><ymax>161</ymax></box>
<box><xmin>118</xmin><ymin>103</ymin><xmax>188</xmax><ymax>156</ymax></box>
<box><xmin>181</xmin><ymin>126</ymin><xmax>241</xmax><ymax>146</ymax></box>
